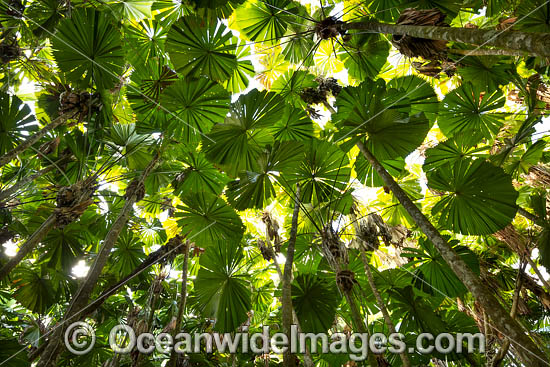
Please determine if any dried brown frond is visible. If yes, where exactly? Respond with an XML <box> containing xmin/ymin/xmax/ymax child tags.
<box><xmin>392</xmin><ymin>8</ymin><xmax>449</xmax><ymax>60</ymax></box>
<box><xmin>125</xmin><ymin>179</ymin><xmax>145</xmax><ymax>201</ymax></box>
<box><xmin>336</xmin><ymin>270</ymin><xmax>357</xmax><ymax>292</ymax></box>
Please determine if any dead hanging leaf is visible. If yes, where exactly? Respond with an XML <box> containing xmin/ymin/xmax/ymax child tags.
<box><xmin>257</xmin><ymin>239</ymin><xmax>274</xmax><ymax>261</ymax></box>
<box><xmin>494</xmin><ymin>225</ymin><xmax>528</xmax><ymax>255</ymax></box>
<box><xmin>261</xmin><ymin>211</ymin><xmax>281</xmax><ymax>251</ymax></box>
<box><xmin>54</xmin><ymin>199</ymin><xmax>94</xmax><ymax>227</ymax></box>
<box><xmin>388</xmin><ymin>224</ymin><xmax>411</xmax><ymax>247</ymax></box>
<box><xmin>54</xmin><ymin>178</ymin><xmax>97</xmax><ymax>227</ymax></box>
<box><xmin>0</xmin><ymin>38</ymin><xmax>22</xmax><ymax>63</ymax></box>
<box><xmin>524</xmin><ymin>164</ymin><xmax>550</xmax><ymax>189</ymax></box>
<box><xmin>315</xmin><ymin>16</ymin><xmax>346</xmax><ymax>40</ymax></box>
<box><xmin>336</xmin><ymin>270</ymin><xmax>357</xmax><ymax>292</ymax></box>
<box><xmin>392</xmin><ymin>8</ymin><xmax>449</xmax><ymax>60</ymax></box>
<box><xmin>59</xmin><ymin>89</ymin><xmax>102</xmax><ymax>122</ymax></box>
<box><xmin>125</xmin><ymin>179</ymin><xmax>145</xmax><ymax>201</ymax></box>
<box><xmin>496</xmin><ymin>17</ymin><xmax>517</xmax><ymax>31</ymax></box>
<box><xmin>321</xmin><ymin>224</ymin><xmax>347</xmax><ymax>265</ymax></box>
<box><xmin>411</xmin><ymin>60</ymin><xmax>455</xmax><ymax>78</ymax></box>
<box><xmin>159</xmin><ymin>235</ymin><xmax>189</xmax><ymax>265</ymax></box>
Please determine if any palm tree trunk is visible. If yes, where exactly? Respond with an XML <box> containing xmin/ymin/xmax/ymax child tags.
<box><xmin>357</xmin><ymin>142</ymin><xmax>547</xmax><ymax>366</ymax></box>
<box><xmin>359</xmin><ymin>250</ymin><xmax>411</xmax><ymax>367</ymax></box>
<box><xmin>490</xmin><ymin>263</ymin><xmax>525</xmax><ymax>367</ymax></box>
<box><xmin>344</xmin><ymin>22</ymin><xmax>550</xmax><ymax>57</ymax></box>
<box><xmin>448</xmin><ymin>48</ymin><xmax>528</xmax><ymax>56</ymax></box>
<box><xmin>0</xmin><ymin>112</ymin><xmax>75</xmax><ymax>168</ymax></box>
<box><xmin>340</xmin><ymin>289</ymin><xmax>378</xmax><ymax>366</ymax></box>
<box><xmin>348</xmin><ymin>209</ymin><xmax>410</xmax><ymax>365</ymax></box>
<box><xmin>0</xmin><ymin>214</ymin><xmax>56</xmax><ymax>280</ymax></box>
<box><xmin>80</xmin><ymin>240</ymin><xmax>183</xmax><ymax>318</ymax></box>
<box><xmin>282</xmin><ymin>185</ymin><xmax>300</xmax><ymax>367</ymax></box>
<box><xmin>168</xmin><ymin>244</ymin><xmax>190</xmax><ymax>367</ymax></box>
<box><xmin>270</xmin><ymin>244</ymin><xmax>314</xmax><ymax>367</ymax></box>
<box><xmin>36</xmin><ymin>154</ymin><xmax>160</xmax><ymax>367</ymax></box>
<box><xmin>0</xmin><ymin>175</ymin><xmax>97</xmax><ymax>281</ymax></box>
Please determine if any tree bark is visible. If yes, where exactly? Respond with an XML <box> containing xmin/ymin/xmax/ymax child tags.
<box><xmin>282</xmin><ymin>185</ymin><xmax>300</xmax><ymax>367</ymax></box>
<box><xmin>360</xmin><ymin>250</ymin><xmax>411</xmax><ymax>367</ymax></box>
<box><xmin>270</xmin><ymin>242</ymin><xmax>314</xmax><ymax>367</ymax></box>
<box><xmin>36</xmin><ymin>154</ymin><xmax>160</xmax><ymax>367</ymax></box>
<box><xmin>0</xmin><ymin>214</ymin><xmax>56</xmax><ymax>280</ymax></box>
<box><xmin>344</xmin><ymin>22</ymin><xmax>550</xmax><ymax>57</ymax></box>
<box><xmin>490</xmin><ymin>262</ymin><xmax>525</xmax><ymax>367</ymax></box>
<box><xmin>357</xmin><ymin>141</ymin><xmax>547</xmax><ymax>366</ymax></box>
<box><xmin>348</xmin><ymin>209</ymin><xmax>411</xmax><ymax>365</ymax></box>
<box><xmin>448</xmin><ymin>48</ymin><xmax>528</xmax><ymax>57</ymax></box>
<box><xmin>0</xmin><ymin>112</ymin><xmax>75</xmax><ymax>168</ymax></box>
<box><xmin>80</xmin><ymin>240</ymin><xmax>182</xmax><ymax>318</ymax></box>
<box><xmin>168</xmin><ymin>244</ymin><xmax>190</xmax><ymax>367</ymax></box>
<box><xmin>0</xmin><ymin>174</ymin><xmax>96</xmax><ymax>280</ymax></box>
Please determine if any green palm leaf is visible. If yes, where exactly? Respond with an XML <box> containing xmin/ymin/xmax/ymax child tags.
<box><xmin>402</xmin><ymin>237</ymin><xmax>480</xmax><ymax>297</ymax></box>
<box><xmin>291</xmin><ymin>272</ymin><xmax>340</xmax><ymax>333</ymax></box>
<box><xmin>387</xmin><ymin>75</ymin><xmax>439</xmax><ymax>124</ymax></box>
<box><xmin>355</xmin><ymin>155</ymin><xmax>406</xmax><ymax>187</ymax></box>
<box><xmin>107</xmin><ymin>0</ymin><xmax>152</xmax><ymax>21</ymax></box>
<box><xmin>439</xmin><ymin>82</ymin><xmax>505</xmax><ymax>145</ymax></box>
<box><xmin>342</xmin><ymin>33</ymin><xmax>390</xmax><ymax>81</ymax></box>
<box><xmin>427</xmin><ymin>159</ymin><xmax>518</xmax><ymax>235</ymax></box>
<box><xmin>52</xmin><ymin>8</ymin><xmax>125</xmax><ymax>90</ymax></box>
<box><xmin>161</xmin><ymin>77</ymin><xmax>231</xmax><ymax>142</ymax></box>
<box><xmin>203</xmin><ymin>89</ymin><xmax>283</xmax><ymax>176</ymax></box>
<box><xmin>193</xmin><ymin>240</ymin><xmax>251</xmax><ymax>332</ymax></box>
<box><xmin>226</xmin><ymin>141</ymin><xmax>303</xmax><ymax>210</ymax></box>
<box><xmin>270</xmin><ymin>106</ymin><xmax>314</xmax><ymax>141</ymax></box>
<box><xmin>12</xmin><ymin>266</ymin><xmax>56</xmax><ymax>314</ymax></box>
<box><xmin>166</xmin><ymin>16</ymin><xmax>237</xmax><ymax>81</ymax></box>
<box><xmin>172</xmin><ymin>152</ymin><xmax>229</xmax><ymax>196</ymax></box>
<box><xmin>423</xmin><ymin>133</ymin><xmax>488</xmax><ymax>172</ymax></box>
<box><xmin>175</xmin><ymin>192</ymin><xmax>245</xmax><ymax>244</ymax></box>
<box><xmin>221</xmin><ymin>37</ymin><xmax>255</xmax><ymax>93</ymax></box>
<box><xmin>0</xmin><ymin>92</ymin><xmax>37</xmax><ymax>155</ymax></box>
<box><xmin>334</xmin><ymin>79</ymin><xmax>429</xmax><ymax>160</ymax></box>
<box><xmin>284</xmin><ymin>140</ymin><xmax>351</xmax><ymax>204</ymax></box>
<box><xmin>232</xmin><ymin>0</ymin><xmax>299</xmax><ymax>44</ymax></box>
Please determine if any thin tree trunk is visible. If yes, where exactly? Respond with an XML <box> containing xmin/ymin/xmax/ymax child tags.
<box><xmin>282</xmin><ymin>185</ymin><xmax>300</xmax><ymax>367</ymax></box>
<box><xmin>80</xmin><ymin>240</ymin><xmax>183</xmax><ymax>318</ymax></box>
<box><xmin>448</xmin><ymin>48</ymin><xmax>528</xmax><ymax>56</ymax></box>
<box><xmin>344</xmin><ymin>22</ymin><xmax>550</xmax><ymax>57</ymax></box>
<box><xmin>168</xmin><ymin>244</ymin><xmax>190</xmax><ymax>367</ymax></box>
<box><xmin>357</xmin><ymin>142</ymin><xmax>547</xmax><ymax>366</ymax></box>
<box><xmin>36</xmin><ymin>154</ymin><xmax>160</xmax><ymax>367</ymax></box>
<box><xmin>0</xmin><ymin>174</ymin><xmax>97</xmax><ymax>280</ymax></box>
<box><xmin>491</xmin><ymin>262</ymin><xmax>525</xmax><ymax>367</ymax></box>
<box><xmin>0</xmin><ymin>112</ymin><xmax>75</xmax><ymax>168</ymax></box>
<box><xmin>0</xmin><ymin>214</ymin><xmax>56</xmax><ymax>280</ymax></box>
<box><xmin>270</xmin><ymin>245</ymin><xmax>314</xmax><ymax>367</ymax></box>
<box><xmin>359</xmin><ymin>249</ymin><xmax>411</xmax><ymax>367</ymax></box>
<box><xmin>527</xmin><ymin>255</ymin><xmax>550</xmax><ymax>291</ymax></box>
<box><xmin>134</xmin><ymin>278</ymin><xmax>162</xmax><ymax>367</ymax></box>
<box><xmin>348</xmin><ymin>209</ymin><xmax>411</xmax><ymax>366</ymax></box>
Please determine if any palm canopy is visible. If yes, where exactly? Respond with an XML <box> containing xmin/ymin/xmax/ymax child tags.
<box><xmin>0</xmin><ymin>0</ymin><xmax>550</xmax><ymax>366</ymax></box>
